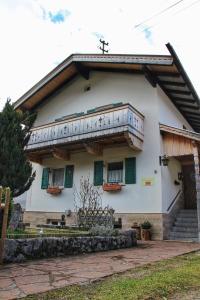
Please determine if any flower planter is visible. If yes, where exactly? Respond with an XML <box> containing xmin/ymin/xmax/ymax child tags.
<box><xmin>47</xmin><ymin>187</ymin><xmax>62</xmax><ymax>195</ymax></box>
<box><xmin>141</xmin><ymin>229</ymin><xmax>151</xmax><ymax>241</ymax></box>
<box><xmin>103</xmin><ymin>183</ymin><xmax>122</xmax><ymax>192</ymax></box>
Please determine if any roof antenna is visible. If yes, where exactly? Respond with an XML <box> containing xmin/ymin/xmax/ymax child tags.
<box><xmin>99</xmin><ymin>39</ymin><xmax>109</xmax><ymax>54</ymax></box>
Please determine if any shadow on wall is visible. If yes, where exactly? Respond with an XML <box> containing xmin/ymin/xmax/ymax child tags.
<box><xmin>14</xmin><ymin>192</ymin><xmax>27</xmax><ymax>210</ymax></box>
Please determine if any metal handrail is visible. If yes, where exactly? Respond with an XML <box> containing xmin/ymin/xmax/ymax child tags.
<box><xmin>167</xmin><ymin>190</ymin><xmax>182</xmax><ymax>212</ymax></box>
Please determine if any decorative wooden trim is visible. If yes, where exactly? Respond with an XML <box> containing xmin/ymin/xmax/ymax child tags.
<box><xmin>84</xmin><ymin>143</ymin><xmax>103</xmax><ymax>156</ymax></box>
<box><xmin>52</xmin><ymin>148</ymin><xmax>70</xmax><ymax>161</ymax></box>
<box><xmin>124</xmin><ymin>132</ymin><xmax>143</xmax><ymax>151</ymax></box>
<box><xmin>28</xmin><ymin>154</ymin><xmax>43</xmax><ymax>164</ymax></box>
<box><xmin>160</xmin><ymin>124</ymin><xmax>200</xmax><ymax>142</ymax></box>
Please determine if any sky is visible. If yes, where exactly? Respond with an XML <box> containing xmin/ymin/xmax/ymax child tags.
<box><xmin>0</xmin><ymin>0</ymin><xmax>200</xmax><ymax>110</ymax></box>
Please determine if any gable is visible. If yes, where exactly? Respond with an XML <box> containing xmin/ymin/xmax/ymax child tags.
<box><xmin>14</xmin><ymin>43</ymin><xmax>200</xmax><ymax>132</ymax></box>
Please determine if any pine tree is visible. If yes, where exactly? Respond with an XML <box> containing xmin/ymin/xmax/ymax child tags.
<box><xmin>0</xmin><ymin>99</ymin><xmax>36</xmax><ymax>197</ymax></box>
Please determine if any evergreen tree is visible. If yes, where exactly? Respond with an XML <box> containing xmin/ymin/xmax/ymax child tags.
<box><xmin>0</xmin><ymin>99</ymin><xmax>36</xmax><ymax>197</ymax></box>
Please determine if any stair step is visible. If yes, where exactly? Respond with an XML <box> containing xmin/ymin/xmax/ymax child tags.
<box><xmin>172</xmin><ymin>227</ymin><xmax>198</xmax><ymax>233</ymax></box>
<box><xmin>178</xmin><ymin>213</ymin><xmax>197</xmax><ymax>218</ymax></box>
<box><xmin>176</xmin><ymin>217</ymin><xmax>198</xmax><ymax>223</ymax></box>
<box><xmin>169</xmin><ymin>232</ymin><xmax>198</xmax><ymax>238</ymax></box>
<box><xmin>168</xmin><ymin>237</ymin><xmax>199</xmax><ymax>242</ymax></box>
<box><xmin>179</xmin><ymin>209</ymin><xmax>197</xmax><ymax>213</ymax></box>
<box><xmin>174</xmin><ymin>222</ymin><xmax>198</xmax><ymax>228</ymax></box>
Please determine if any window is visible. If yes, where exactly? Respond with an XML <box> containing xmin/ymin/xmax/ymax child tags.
<box><xmin>107</xmin><ymin>162</ymin><xmax>123</xmax><ymax>183</ymax></box>
<box><xmin>51</xmin><ymin>168</ymin><xmax>64</xmax><ymax>187</ymax></box>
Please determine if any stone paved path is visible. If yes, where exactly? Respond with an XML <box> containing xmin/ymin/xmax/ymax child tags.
<box><xmin>0</xmin><ymin>241</ymin><xmax>200</xmax><ymax>299</ymax></box>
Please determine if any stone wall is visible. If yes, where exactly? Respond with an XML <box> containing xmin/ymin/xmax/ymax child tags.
<box><xmin>24</xmin><ymin>211</ymin><xmax>163</xmax><ymax>240</ymax></box>
<box><xmin>3</xmin><ymin>230</ymin><xmax>136</xmax><ymax>263</ymax></box>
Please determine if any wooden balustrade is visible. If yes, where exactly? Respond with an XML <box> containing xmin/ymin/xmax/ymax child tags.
<box><xmin>27</xmin><ymin>104</ymin><xmax>144</xmax><ymax>153</ymax></box>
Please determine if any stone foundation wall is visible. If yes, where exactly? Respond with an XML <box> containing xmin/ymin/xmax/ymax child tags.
<box><xmin>23</xmin><ymin>211</ymin><xmax>77</xmax><ymax>227</ymax></box>
<box><xmin>3</xmin><ymin>230</ymin><xmax>137</xmax><ymax>263</ymax></box>
<box><xmin>115</xmin><ymin>213</ymin><xmax>163</xmax><ymax>240</ymax></box>
<box><xmin>24</xmin><ymin>211</ymin><xmax>163</xmax><ymax>240</ymax></box>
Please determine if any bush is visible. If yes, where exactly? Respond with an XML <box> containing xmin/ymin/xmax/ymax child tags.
<box><xmin>89</xmin><ymin>225</ymin><xmax>119</xmax><ymax>236</ymax></box>
<box><xmin>141</xmin><ymin>220</ymin><xmax>152</xmax><ymax>229</ymax></box>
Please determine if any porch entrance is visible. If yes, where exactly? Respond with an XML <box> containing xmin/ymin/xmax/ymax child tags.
<box><xmin>182</xmin><ymin>163</ymin><xmax>197</xmax><ymax>209</ymax></box>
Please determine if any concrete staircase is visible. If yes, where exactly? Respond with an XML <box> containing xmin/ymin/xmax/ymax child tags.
<box><xmin>169</xmin><ymin>209</ymin><xmax>198</xmax><ymax>242</ymax></box>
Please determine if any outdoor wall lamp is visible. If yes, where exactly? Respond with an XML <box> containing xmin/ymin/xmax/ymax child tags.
<box><xmin>178</xmin><ymin>172</ymin><xmax>183</xmax><ymax>181</ymax></box>
<box><xmin>159</xmin><ymin>155</ymin><xmax>169</xmax><ymax>166</ymax></box>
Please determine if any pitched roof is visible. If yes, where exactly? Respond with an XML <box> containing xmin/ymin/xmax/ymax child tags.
<box><xmin>14</xmin><ymin>43</ymin><xmax>200</xmax><ymax>132</ymax></box>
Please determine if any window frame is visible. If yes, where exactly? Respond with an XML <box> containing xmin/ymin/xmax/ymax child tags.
<box><xmin>107</xmin><ymin>161</ymin><xmax>124</xmax><ymax>184</ymax></box>
<box><xmin>50</xmin><ymin>168</ymin><xmax>65</xmax><ymax>188</ymax></box>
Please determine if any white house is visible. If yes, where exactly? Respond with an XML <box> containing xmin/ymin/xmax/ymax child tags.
<box><xmin>14</xmin><ymin>43</ymin><xmax>200</xmax><ymax>240</ymax></box>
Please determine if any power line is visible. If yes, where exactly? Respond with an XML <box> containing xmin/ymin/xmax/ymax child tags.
<box><xmin>135</xmin><ymin>0</ymin><xmax>185</xmax><ymax>29</ymax></box>
<box><xmin>141</xmin><ymin>0</ymin><xmax>200</xmax><ymax>32</ymax></box>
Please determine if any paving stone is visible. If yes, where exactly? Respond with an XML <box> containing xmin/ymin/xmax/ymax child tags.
<box><xmin>0</xmin><ymin>288</ymin><xmax>21</xmax><ymax>300</ymax></box>
<box><xmin>14</xmin><ymin>274</ymin><xmax>49</xmax><ymax>286</ymax></box>
<box><xmin>0</xmin><ymin>241</ymin><xmax>200</xmax><ymax>300</ymax></box>
<box><xmin>19</xmin><ymin>282</ymin><xmax>53</xmax><ymax>294</ymax></box>
<box><xmin>0</xmin><ymin>278</ymin><xmax>14</xmax><ymax>289</ymax></box>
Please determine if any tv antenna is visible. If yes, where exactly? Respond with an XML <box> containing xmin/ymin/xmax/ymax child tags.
<box><xmin>99</xmin><ymin>39</ymin><xmax>109</xmax><ymax>54</ymax></box>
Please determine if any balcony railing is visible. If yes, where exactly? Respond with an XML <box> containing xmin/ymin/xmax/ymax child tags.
<box><xmin>27</xmin><ymin>103</ymin><xmax>144</xmax><ymax>151</ymax></box>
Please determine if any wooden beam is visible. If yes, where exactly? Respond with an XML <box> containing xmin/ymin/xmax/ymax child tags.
<box><xmin>179</xmin><ymin>104</ymin><xmax>199</xmax><ymax>110</ymax></box>
<box><xmin>124</xmin><ymin>132</ymin><xmax>143</xmax><ymax>151</ymax></box>
<box><xmin>28</xmin><ymin>154</ymin><xmax>43</xmax><ymax>164</ymax></box>
<box><xmin>154</xmin><ymin>71</ymin><xmax>180</xmax><ymax>77</ymax></box>
<box><xmin>74</xmin><ymin>62</ymin><xmax>90</xmax><ymax>80</ymax></box>
<box><xmin>142</xmin><ymin>66</ymin><xmax>157</xmax><ymax>87</ymax></box>
<box><xmin>192</xmin><ymin>143</ymin><xmax>200</xmax><ymax>241</ymax></box>
<box><xmin>184</xmin><ymin>111</ymin><xmax>200</xmax><ymax>117</ymax></box>
<box><xmin>84</xmin><ymin>143</ymin><xmax>103</xmax><ymax>156</ymax></box>
<box><xmin>166</xmin><ymin>89</ymin><xmax>191</xmax><ymax>95</ymax></box>
<box><xmin>0</xmin><ymin>187</ymin><xmax>10</xmax><ymax>264</ymax></box>
<box><xmin>159</xmin><ymin>80</ymin><xmax>186</xmax><ymax>87</ymax></box>
<box><xmin>52</xmin><ymin>148</ymin><xmax>70</xmax><ymax>161</ymax></box>
<box><xmin>172</xmin><ymin>96</ymin><xmax>195</xmax><ymax>103</ymax></box>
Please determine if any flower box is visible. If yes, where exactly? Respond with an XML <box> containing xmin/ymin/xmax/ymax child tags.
<box><xmin>47</xmin><ymin>187</ymin><xmax>62</xmax><ymax>195</ymax></box>
<box><xmin>103</xmin><ymin>183</ymin><xmax>122</xmax><ymax>192</ymax></box>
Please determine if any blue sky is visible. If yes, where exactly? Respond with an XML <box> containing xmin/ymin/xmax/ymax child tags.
<box><xmin>0</xmin><ymin>0</ymin><xmax>200</xmax><ymax>109</ymax></box>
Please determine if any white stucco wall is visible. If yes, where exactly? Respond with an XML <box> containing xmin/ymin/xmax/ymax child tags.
<box><xmin>34</xmin><ymin>72</ymin><xmax>158</xmax><ymax>127</ymax></box>
<box><xmin>26</xmin><ymin>146</ymin><xmax>162</xmax><ymax>214</ymax></box>
<box><xmin>157</xmin><ymin>86</ymin><xmax>193</xmax><ymax>130</ymax></box>
<box><xmin>26</xmin><ymin>71</ymin><xmax>192</xmax><ymax>215</ymax></box>
<box><xmin>27</xmin><ymin>72</ymin><xmax>163</xmax><ymax>214</ymax></box>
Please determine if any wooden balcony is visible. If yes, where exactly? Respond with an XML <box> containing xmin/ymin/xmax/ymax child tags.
<box><xmin>27</xmin><ymin>103</ymin><xmax>144</xmax><ymax>161</ymax></box>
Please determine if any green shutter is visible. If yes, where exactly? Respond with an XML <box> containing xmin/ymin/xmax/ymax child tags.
<box><xmin>125</xmin><ymin>157</ymin><xmax>136</xmax><ymax>184</ymax></box>
<box><xmin>64</xmin><ymin>165</ymin><xmax>74</xmax><ymax>188</ymax></box>
<box><xmin>94</xmin><ymin>161</ymin><xmax>104</xmax><ymax>186</ymax></box>
<box><xmin>41</xmin><ymin>168</ymin><xmax>49</xmax><ymax>189</ymax></box>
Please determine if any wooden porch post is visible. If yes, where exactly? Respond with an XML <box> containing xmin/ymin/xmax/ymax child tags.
<box><xmin>192</xmin><ymin>143</ymin><xmax>200</xmax><ymax>241</ymax></box>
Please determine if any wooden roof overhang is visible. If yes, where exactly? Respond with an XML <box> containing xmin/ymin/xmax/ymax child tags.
<box><xmin>14</xmin><ymin>43</ymin><xmax>200</xmax><ymax>132</ymax></box>
<box><xmin>160</xmin><ymin>123</ymin><xmax>200</xmax><ymax>159</ymax></box>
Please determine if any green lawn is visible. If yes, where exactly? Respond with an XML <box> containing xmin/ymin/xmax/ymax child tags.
<box><xmin>23</xmin><ymin>251</ymin><xmax>200</xmax><ymax>300</ymax></box>
<box><xmin>7</xmin><ymin>227</ymin><xmax>89</xmax><ymax>238</ymax></box>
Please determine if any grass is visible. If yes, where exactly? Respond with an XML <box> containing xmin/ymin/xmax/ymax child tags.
<box><xmin>6</xmin><ymin>227</ymin><xmax>89</xmax><ymax>239</ymax></box>
<box><xmin>23</xmin><ymin>251</ymin><xmax>200</xmax><ymax>300</ymax></box>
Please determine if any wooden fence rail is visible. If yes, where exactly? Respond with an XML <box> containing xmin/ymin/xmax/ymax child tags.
<box><xmin>0</xmin><ymin>187</ymin><xmax>10</xmax><ymax>264</ymax></box>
